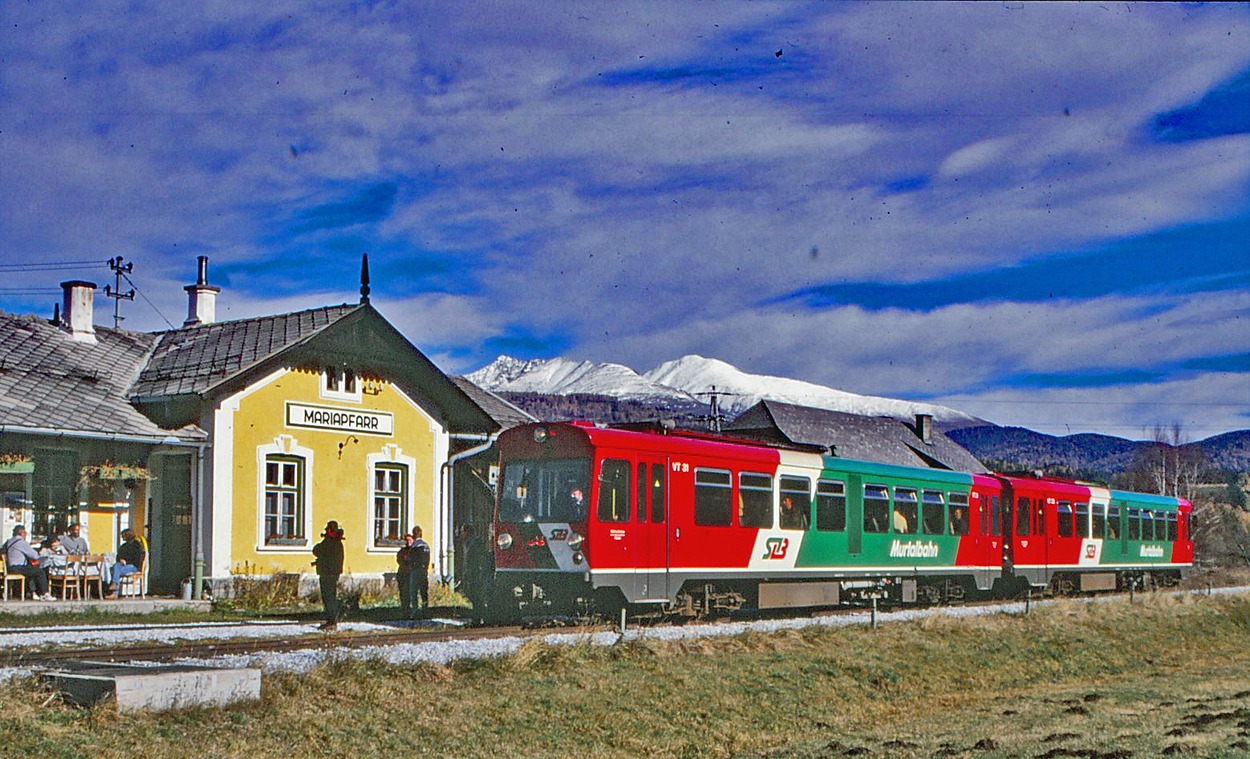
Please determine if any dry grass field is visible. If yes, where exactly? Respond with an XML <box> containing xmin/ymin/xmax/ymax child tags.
<box><xmin>2</xmin><ymin>591</ymin><xmax>1249</xmax><ymax>758</ymax></box>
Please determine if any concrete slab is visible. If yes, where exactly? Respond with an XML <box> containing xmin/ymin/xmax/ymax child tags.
<box><xmin>44</xmin><ymin>661</ymin><xmax>261</xmax><ymax>712</ymax></box>
<box><xmin>0</xmin><ymin>598</ymin><xmax>212</xmax><ymax>615</ymax></box>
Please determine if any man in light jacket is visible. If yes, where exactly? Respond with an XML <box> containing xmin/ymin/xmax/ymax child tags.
<box><xmin>3</xmin><ymin>525</ymin><xmax>51</xmax><ymax>600</ymax></box>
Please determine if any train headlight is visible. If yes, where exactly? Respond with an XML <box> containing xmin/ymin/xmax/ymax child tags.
<box><xmin>496</xmin><ymin>532</ymin><xmax>513</xmax><ymax>550</ymax></box>
<box><xmin>533</xmin><ymin>426</ymin><xmax>549</xmax><ymax>444</ymax></box>
<box><xmin>572</xmin><ymin>551</ymin><xmax>584</xmax><ymax>565</ymax></box>
<box><xmin>567</xmin><ymin>531</ymin><xmax>584</xmax><ymax>550</ymax></box>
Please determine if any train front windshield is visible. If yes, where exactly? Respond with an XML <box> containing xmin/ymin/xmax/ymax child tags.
<box><xmin>499</xmin><ymin>458</ymin><xmax>591</xmax><ymax>523</ymax></box>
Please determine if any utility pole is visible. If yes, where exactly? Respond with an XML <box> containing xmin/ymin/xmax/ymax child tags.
<box><xmin>104</xmin><ymin>256</ymin><xmax>135</xmax><ymax>328</ymax></box>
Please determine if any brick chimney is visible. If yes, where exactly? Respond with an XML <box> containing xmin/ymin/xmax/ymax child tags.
<box><xmin>59</xmin><ymin>280</ymin><xmax>97</xmax><ymax>344</ymax></box>
<box><xmin>184</xmin><ymin>255</ymin><xmax>221</xmax><ymax>326</ymax></box>
<box><xmin>915</xmin><ymin>413</ymin><xmax>934</xmax><ymax>445</ymax></box>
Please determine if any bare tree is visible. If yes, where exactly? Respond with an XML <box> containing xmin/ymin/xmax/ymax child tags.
<box><xmin>1133</xmin><ymin>422</ymin><xmax>1205</xmax><ymax>500</ymax></box>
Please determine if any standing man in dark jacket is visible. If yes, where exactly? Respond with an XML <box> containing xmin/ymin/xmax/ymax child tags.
<box><xmin>312</xmin><ymin>520</ymin><xmax>345</xmax><ymax>630</ymax></box>
<box><xmin>411</xmin><ymin>526</ymin><xmax>431</xmax><ymax>614</ymax></box>
<box><xmin>396</xmin><ymin>533</ymin><xmax>416</xmax><ymax>618</ymax></box>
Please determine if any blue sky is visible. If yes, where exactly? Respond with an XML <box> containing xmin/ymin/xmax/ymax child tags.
<box><xmin>0</xmin><ymin>2</ymin><xmax>1247</xmax><ymax>439</ymax></box>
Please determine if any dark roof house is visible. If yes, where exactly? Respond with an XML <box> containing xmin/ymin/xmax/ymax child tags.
<box><xmin>725</xmin><ymin>399</ymin><xmax>988</xmax><ymax>473</ymax></box>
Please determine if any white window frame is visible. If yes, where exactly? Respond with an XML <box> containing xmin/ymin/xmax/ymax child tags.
<box><xmin>256</xmin><ymin>436</ymin><xmax>314</xmax><ymax>552</ymax></box>
<box><xmin>321</xmin><ymin>366</ymin><xmax>362</xmax><ymax>403</ymax></box>
<box><xmin>366</xmin><ymin>445</ymin><xmax>416</xmax><ymax>552</ymax></box>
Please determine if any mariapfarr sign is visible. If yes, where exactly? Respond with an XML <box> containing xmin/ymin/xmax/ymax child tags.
<box><xmin>285</xmin><ymin>402</ymin><xmax>394</xmax><ymax>436</ymax></box>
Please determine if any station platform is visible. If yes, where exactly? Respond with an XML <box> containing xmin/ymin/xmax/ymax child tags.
<box><xmin>0</xmin><ymin>597</ymin><xmax>213</xmax><ymax>615</ymax></box>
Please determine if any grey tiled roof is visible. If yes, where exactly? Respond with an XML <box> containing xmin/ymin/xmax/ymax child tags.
<box><xmin>726</xmin><ymin>399</ymin><xmax>987</xmax><ymax>473</ymax></box>
<box><xmin>451</xmin><ymin>377</ymin><xmax>536</xmax><ymax>430</ymax></box>
<box><xmin>131</xmin><ymin>304</ymin><xmax>361</xmax><ymax>399</ymax></box>
<box><xmin>0</xmin><ymin>311</ymin><xmax>202</xmax><ymax>441</ymax></box>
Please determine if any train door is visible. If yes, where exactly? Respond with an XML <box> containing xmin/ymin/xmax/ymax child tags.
<box><xmin>591</xmin><ymin>455</ymin><xmax>634</xmax><ymax>599</ymax></box>
<box><xmin>634</xmin><ymin>459</ymin><xmax>669</xmax><ymax>601</ymax></box>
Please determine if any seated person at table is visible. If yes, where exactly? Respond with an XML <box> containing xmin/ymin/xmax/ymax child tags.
<box><xmin>3</xmin><ymin>525</ymin><xmax>51</xmax><ymax>600</ymax></box>
<box><xmin>60</xmin><ymin>523</ymin><xmax>89</xmax><ymax>555</ymax></box>
<box><xmin>39</xmin><ymin>535</ymin><xmax>69</xmax><ymax>571</ymax></box>
<box><xmin>104</xmin><ymin>530</ymin><xmax>145</xmax><ymax>599</ymax></box>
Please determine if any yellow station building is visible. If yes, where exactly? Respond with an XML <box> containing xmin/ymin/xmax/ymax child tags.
<box><xmin>0</xmin><ymin>257</ymin><xmax>523</xmax><ymax>597</ymax></box>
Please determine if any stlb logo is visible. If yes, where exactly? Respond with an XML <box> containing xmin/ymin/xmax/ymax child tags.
<box><xmin>1085</xmin><ymin>544</ymin><xmax>1096</xmax><ymax>559</ymax></box>
<box><xmin>762</xmin><ymin>537</ymin><xmax>789</xmax><ymax>560</ymax></box>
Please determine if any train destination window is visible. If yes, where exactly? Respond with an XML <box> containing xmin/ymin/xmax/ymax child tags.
<box><xmin>893</xmin><ymin>488</ymin><xmax>918</xmax><ymax>534</ymax></box>
<box><xmin>948</xmin><ymin>492</ymin><xmax>970</xmax><ymax>535</ymax></box>
<box><xmin>779</xmin><ymin>476</ymin><xmax>811</xmax><ymax>530</ymax></box>
<box><xmin>1016</xmin><ymin>497</ymin><xmax>1031</xmax><ymax>537</ymax></box>
<box><xmin>694</xmin><ymin>469</ymin><xmax>733</xmax><ymax>527</ymax></box>
<box><xmin>1092</xmin><ymin>503</ymin><xmax>1106</xmax><ymax>539</ymax></box>
<box><xmin>739</xmin><ymin>472</ymin><xmax>773</xmax><ymax>529</ymax></box>
<box><xmin>1107</xmin><ymin>505</ymin><xmax>1121</xmax><ymax>540</ymax></box>
<box><xmin>864</xmin><ymin>484</ymin><xmax>889</xmax><ymax>533</ymax></box>
<box><xmin>636</xmin><ymin>464</ymin><xmax>647</xmax><ymax>524</ymax></box>
<box><xmin>650</xmin><ymin>464</ymin><xmax>665</xmax><ymax>522</ymax></box>
<box><xmin>499</xmin><ymin>458</ymin><xmax>590</xmax><ymax>523</ymax></box>
<box><xmin>922</xmin><ymin>490</ymin><xmax>945</xmax><ymax>535</ymax></box>
<box><xmin>597</xmin><ymin>459</ymin><xmax>631</xmax><ymax>523</ymax></box>
<box><xmin>1074</xmin><ymin>503</ymin><xmax>1089</xmax><ymax>539</ymax></box>
<box><xmin>1057</xmin><ymin>501</ymin><xmax>1073</xmax><ymax>538</ymax></box>
<box><xmin>1127</xmin><ymin>508</ymin><xmax>1141</xmax><ymax>540</ymax></box>
<box><xmin>815</xmin><ymin>479</ymin><xmax>846</xmax><ymax>532</ymax></box>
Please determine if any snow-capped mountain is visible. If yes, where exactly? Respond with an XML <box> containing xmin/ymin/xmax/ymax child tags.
<box><xmin>467</xmin><ymin>354</ymin><xmax>982</xmax><ymax>425</ymax></box>
<box><xmin>466</xmin><ymin>356</ymin><xmax>699</xmax><ymax>405</ymax></box>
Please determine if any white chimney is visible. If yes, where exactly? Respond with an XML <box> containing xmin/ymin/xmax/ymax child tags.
<box><xmin>59</xmin><ymin>280</ymin><xmax>98</xmax><ymax>344</ymax></box>
<box><xmin>184</xmin><ymin>255</ymin><xmax>221</xmax><ymax>326</ymax></box>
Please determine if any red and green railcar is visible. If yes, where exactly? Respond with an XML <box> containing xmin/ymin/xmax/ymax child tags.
<box><xmin>489</xmin><ymin>422</ymin><xmax>1192</xmax><ymax>619</ymax></box>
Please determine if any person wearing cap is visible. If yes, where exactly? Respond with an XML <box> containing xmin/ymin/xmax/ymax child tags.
<box><xmin>312</xmin><ymin>520</ymin><xmax>345</xmax><ymax>630</ymax></box>
<box><xmin>396</xmin><ymin>533</ymin><xmax>417</xmax><ymax>619</ymax></box>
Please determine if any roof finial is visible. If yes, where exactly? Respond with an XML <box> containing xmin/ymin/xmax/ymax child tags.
<box><xmin>359</xmin><ymin>253</ymin><xmax>371</xmax><ymax>304</ymax></box>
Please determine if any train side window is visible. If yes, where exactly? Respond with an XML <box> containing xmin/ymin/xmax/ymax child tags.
<box><xmin>1107</xmin><ymin>504</ymin><xmax>1120</xmax><ymax>540</ymax></box>
<box><xmin>694</xmin><ymin>469</ymin><xmax>732</xmax><ymax>526</ymax></box>
<box><xmin>1074</xmin><ymin>502</ymin><xmax>1089</xmax><ymax>539</ymax></box>
<box><xmin>990</xmin><ymin>496</ymin><xmax>1002</xmax><ymax>537</ymax></box>
<box><xmin>922</xmin><ymin>491</ymin><xmax>945</xmax><ymax>535</ymax></box>
<box><xmin>893</xmin><ymin>488</ymin><xmax>919</xmax><ymax>534</ymax></box>
<box><xmin>636</xmin><ymin>464</ymin><xmax>647</xmax><ymax>524</ymax></box>
<box><xmin>1057</xmin><ymin>501</ymin><xmax>1073</xmax><ymax>538</ymax></box>
<box><xmin>1142</xmin><ymin>511</ymin><xmax>1155</xmax><ymax>541</ymax></box>
<box><xmin>1127</xmin><ymin>508</ymin><xmax>1141</xmax><ymax>540</ymax></box>
<box><xmin>1035</xmin><ymin>501</ymin><xmax>1045</xmax><ymax>535</ymax></box>
<box><xmin>864</xmin><ymin>484</ymin><xmax>889</xmax><ymax>533</ymax></box>
<box><xmin>779</xmin><ymin>476</ymin><xmax>811</xmax><ymax>530</ymax></box>
<box><xmin>739</xmin><ymin>472</ymin><xmax>773</xmax><ymax>529</ymax></box>
<box><xmin>815</xmin><ymin>480</ymin><xmax>846</xmax><ymax>532</ymax></box>
<box><xmin>650</xmin><ymin>464</ymin><xmax>665</xmax><ymax>522</ymax></box>
<box><xmin>1016</xmin><ymin>497</ymin><xmax>1031</xmax><ymax>537</ymax></box>
<box><xmin>597</xmin><ymin>459</ymin><xmax>631</xmax><ymax>523</ymax></box>
<box><xmin>1167</xmin><ymin>512</ymin><xmax>1178</xmax><ymax>541</ymax></box>
<box><xmin>1092</xmin><ymin>503</ymin><xmax>1106</xmax><ymax>538</ymax></box>
<box><xmin>948</xmin><ymin>492</ymin><xmax>970</xmax><ymax>535</ymax></box>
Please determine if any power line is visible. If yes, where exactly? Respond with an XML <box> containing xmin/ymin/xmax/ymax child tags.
<box><xmin>120</xmin><ymin>270</ymin><xmax>177</xmax><ymax>330</ymax></box>
<box><xmin>0</xmin><ymin>260</ymin><xmax>104</xmax><ymax>272</ymax></box>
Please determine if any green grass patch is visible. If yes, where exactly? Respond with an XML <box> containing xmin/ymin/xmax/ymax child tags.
<box><xmin>3</xmin><ymin>592</ymin><xmax>1250</xmax><ymax>757</ymax></box>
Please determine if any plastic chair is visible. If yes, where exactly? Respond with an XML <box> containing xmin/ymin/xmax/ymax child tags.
<box><xmin>0</xmin><ymin>556</ymin><xmax>25</xmax><ymax>600</ymax></box>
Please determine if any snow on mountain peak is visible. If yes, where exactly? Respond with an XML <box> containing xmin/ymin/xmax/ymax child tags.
<box><xmin>467</xmin><ymin>354</ymin><xmax>979</xmax><ymax>424</ymax></box>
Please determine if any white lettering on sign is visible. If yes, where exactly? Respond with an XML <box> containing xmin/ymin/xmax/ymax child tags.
<box><xmin>1140</xmin><ymin>545</ymin><xmax>1165</xmax><ymax>558</ymax></box>
<box><xmin>889</xmin><ymin>540</ymin><xmax>940</xmax><ymax>559</ymax></box>
<box><xmin>286</xmin><ymin>402</ymin><xmax>394</xmax><ymax>436</ymax></box>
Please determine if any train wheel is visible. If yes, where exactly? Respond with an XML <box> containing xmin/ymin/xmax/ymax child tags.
<box><xmin>917</xmin><ymin>583</ymin><xmax>942</xmax><ymax>606</ymax></box>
